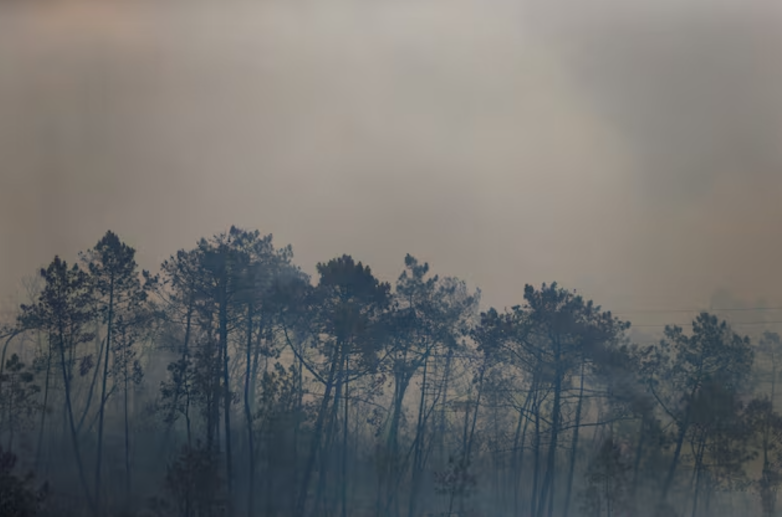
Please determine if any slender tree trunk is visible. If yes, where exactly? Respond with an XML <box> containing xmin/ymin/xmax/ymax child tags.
<box><xmin>61</xmin><ymin>388</ymin><xmax>68</xmax><ymax>453</ymax></box>
<box><xmin>513</xmin><ymin>384</ymin><xmax>535</xmax><ymax>517</ymax></box>
<box><xmin>407</xmin><ymin>352</ymin><xmax>429</xmax><ymax>517</ymax></box>
<box><xmin>182</xmin><ymin>324</ymin><xmax>193</xmax><ymax>451</ymax></box>
<box><xmin>205</xmin><ymin>336</ymin><xmax>218</xmax><ymax>454</ymax></box>
<box><xmin>183</xmin><ymin>398</ymin><xmax>192</xmax><ymax>447</ymax></box>
<box><xmin>95</xmin><ymin>276</ymin><xmax>114</xmax><ymax>514</ymax></box>
<box><xmin>58</xmin><ymin>323</ymin><xmax>96</xmax><ymax>515</ymax></box>
<box><xmin>77</xmin><ymin>331</ymin><xmax>104</xmax><ymax>433</ymax></box>
<box><xmin>563</xmin><ymin>359</ymin><xmax>586</xmax><ymax>517</ymax></box>
<box><xmin>249</xmin><ymin>331</ymin><xmax>262</xmax><ymax>414</ymax></box>
<box><xmin>438</xmin><ymin>350</ymin><xmax>453</xmax><ymax>466</ymax></box>
<box><xmin>291</xmin><ymin>353</ymin><xmax>303</xmax><ymax>515</ymax></box>
<box><xmin>382</xmin><ymin>362</ymin><xmax>411</xmax><ymax>517</ymax></box>
<box><xmin>689</xmin><ymin>432</ymin><xmax>707</xmax><ymax>517</ymax></box>
<box><xmin>7</xmin><ymin>382</ymin><xmax>15</xmax><ymax>452</ymax></box>
<box><xmin>465</xmin><ymin>365</ymin><xmax>485</xmax><ymax>462</ymax></box>
<box><xmin>262</xmin><ymin>355</ymin><xmax>273</xmax><ymax>517</ymax></box>
<box><xmin>341</xmin><ymin>356</ymin><xmax>350</xmax><ymax>517</ymax></box>
<box><xmin>219</xmin><ymin>289</ymin><xmax>234</xmax><ymax>512</ymax></box>
<box><xmin>315</xmin><ymin>366</ymin><xmax>343</xmax><ymax>516</ymax></box>
<box><xmin>123</xmin><ymin>327</ymin><xmax>132</xmax><ymax>504</ymax></box>
<box><xmin>460</xmin><ymin>365</ymin><xmax>486</xmax><ymax>515</ymax></box>
<box><xmin>35</xmin><ymin>335</ymin><xmax>53</xmax><ymax>472</ymax></box>
<box><xmin>658</xmin><ymin>411</ymin><xmax>692</xmax><ymax>516</ymax></box>
<box><xmin>631</xmin><ymin>414</ymin><xmax>648</xmax><ymax>504</ymax></box>
<box><xmin>159</xmin><ymin>301</ymin><xmax>194</xmax><ymax>460</ymax></box>
<box><xmin>538</xmin><ymin>362</ymin><xmax>562</xmax><ymax>517</ymax></box>
<box><xmin>351</xmin><ymin>400</ymin><xmax>361</xmax><ymax>512</ymax></box>
<box><xmin>493</xmin><ymin>400</ymin><xmax>503</xmax><ymax>511</ymax></box>
<box><xmin>510</xmin><ymin>404</ymin><xmax>525</xmax><ymax>515</ymax></box>
<box><xmin>531</xmin><ymin>392</ymin><xmax>542</xmax><ymax>517</ymax></box>
<box><xmin>762</xmin><ymin>350</ymin><xmax>777</xmax><ymax>517</ymax></box>
<box><xmin>548</xmin><ymin>472</ymin><xmax>555</xmax><ymax>517</ymax></box>
<box><xmin>538</xmin><ymin>376</ymin><xmax>562</xmax><ymax>517</ymax></box>
<box><xmin>451</xmin><ymin>382</ymin><xmax>473</xmax><ymax>517</ymax></box>
<box><xmin>244</xmin><ymin>304</ymin><xmax>256</xmax><ymax>517</ymax></box>
<box><xmin>295</xmin><ymin>344</ymin><xmax>341</xmax><ymax>517</ymax></box>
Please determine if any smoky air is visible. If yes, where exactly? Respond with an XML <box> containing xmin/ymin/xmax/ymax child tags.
<box><xmin>1</xmin><ymin>1</ymin><xmax>781</xmax><ymax>516</ymax></box>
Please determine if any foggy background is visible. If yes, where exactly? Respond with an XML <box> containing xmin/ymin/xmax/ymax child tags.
<box><xmin>2</xmin><ymin>0</ymin><xmax>782</xmax><ymax>328</ymax></box>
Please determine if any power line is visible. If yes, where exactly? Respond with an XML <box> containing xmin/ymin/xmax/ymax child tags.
<box><xmin>614</xmin><ymin>307</ymin><xmax>782</xmax><ymax>315</ymax></box>
<box><xmin>632</xmin><ymin>320</ymin><xmax>782</xmax><ymax>328</ymax></box>
<box><xmin>610</xmin><ymin>307</ymin><xmax>782</xmax><ymax>329</ymax></box>
<box><xmin>4</xmin><ymin>301</ymin><xmax>782</xmax><ymax>329</ymax></box>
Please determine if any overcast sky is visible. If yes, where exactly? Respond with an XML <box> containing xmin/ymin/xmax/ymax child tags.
<box><xmin>2</xmin><ymin>0</ymin><xmax>782</xmax><ymax>329</ymax></box>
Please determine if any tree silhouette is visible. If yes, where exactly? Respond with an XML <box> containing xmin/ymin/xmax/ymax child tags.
<box><xmin>18</xmin><ymin>257</ymin><xmax>96</xmax><ymax>514</ymax></box>
<box><xmin>3</xmin><ymin>227</ymin><xmax>778</xmax><ymax>517</ymax></box>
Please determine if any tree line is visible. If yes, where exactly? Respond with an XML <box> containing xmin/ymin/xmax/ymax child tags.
<box><xmin>1</xmin><ymin>226</ymin><xmax>781</xmax><ymax>517</ymax></box>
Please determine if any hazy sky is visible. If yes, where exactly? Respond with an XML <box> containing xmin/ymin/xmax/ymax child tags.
<box><xmin>2</xmin><ymin>0</ymin><xmax>782</xmax><ymax>329</ymax></box>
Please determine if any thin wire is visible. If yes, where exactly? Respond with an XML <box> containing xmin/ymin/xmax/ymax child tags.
<box><xmin>5</xmin><ymin>301</ymin><xmax>782</xmax><ymax>329</ymax></box>
<box><xmin>631</xmin><ymin>320</ymin><xmax>782</xmax><ymax>328</ymax></box>
<box><xmin>614</xmin><ymin>307</ymin><xmax>782</xmax><ymax>314</ymax></box>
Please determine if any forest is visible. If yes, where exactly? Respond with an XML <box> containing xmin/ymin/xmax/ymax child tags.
<box><xmin>1</xmin><ymin>226</ymin><xmax>781</xmax><ymax>517</ymax></box>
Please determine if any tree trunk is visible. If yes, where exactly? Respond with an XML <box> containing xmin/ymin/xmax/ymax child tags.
<box><xmin>77</xmin><ymin>330</ymin><xmax>104</xmax><ymax>433</ymax></box>
<box><xmin>220</xmin><ymin>289</ymin><xmax>234</xmax><ymax>513</ymax></box>
<box><xmin>314</xmin><ymin>366</ymin><xmax>343</xmax><ymax>515</ymax></box>
<box><xmin>295</xmin><ymin>344</ymin><xmax>341</xmax><ymax>517</ymax></box>
<box><xmin>510</xmin><ymin>403</ymin><xmax>525</xmax><ymax>515</ymax></box>
<box><xmin>95</xmin><ymin>275</ymin><xmax>114</xmax><ymax>514</ymax></box>
<box><xmin>291</xmin><ymin>353</ymin><xmax>303</xmax><ymax>515</ymax></box>
<box><xmin>631</xmin><ymin>415</ymin><xmax>647</xmax><ymax>503</ymax></box>
<box><xmin>562</xmin><ymin>358</ymin><xmax>586</xmax><ymax>517</ymax></box>
<box><xmin>512</xmin><ymin>383</ymin><xmax>535</xmax><ymax>517</ymax></box>
<box><xmin>205</xmin><ymin>335</ymin><xmax>220</xmax><ymax>455</ymax></box>
<box><xmin>244</xmin><ymin>304</ymin><xmax>256</xmax><ymax>517</ymax></box>
<box><xmin>406</xmin><ymin>352</ymin><xmax>430</xmax><ymax>517</ymax></box>
<box><xmin>690</xmin><ymin>433</ymin><xmax>707</xmax><ymax>517</ymax></box>
<box><xmin>460</xmin><ymin>365</ymin><xmax>486</xmax><ymax>515</ymax></box>
<box><xmin>465</xmin><ymin>365</ymin><xmax>485</xmax><ymax>462</ymax></box>
<box><xmin>35</xmin><ymin>334</ymin><xmax>53</xmax><ymax>473</ymax></box>
<box><xmin>762</xmin><ymin>349</ymin><xmax>777</xmax><ymax>517</ymax></box>
<box><xmin>381</xmin><ymin>362</ymin><xmax>411</xmax><ymax>517</ymax></box>
<box><xmin>123</xmin><ymin>326</ymin><xmax>132</xmax><ymax>504</ymax></box>
<box><xmin>438</xmin><ymin>350</ymin><xmax>453</xmax><ymax>466</ymax></box>
<box><xmin>58</xmin><ymin>321</ymin><xmax>96</xmax><ymax>515</ymax></box>
<box><xmin>537</xmin><ymin>361</ymin><xmax>562</xmax><ymax>517</ymax></box>
<box><xmin>531</xmin><ymin>392</ymin><xmax>542</xmax><ymax>517</ymax></box>
<box><xmin>341</xmin><ymin>356</ymin><xmax>350</xmax><ymax>517</ymax></box>
<box><xmin>657</xmin><ymin>411</ymin><xmax>691</xmax><ymax>515</ymax></box>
